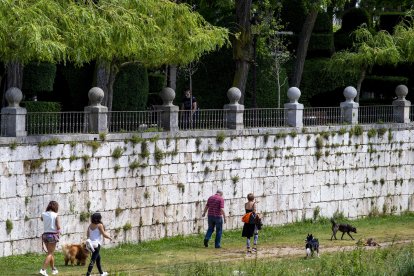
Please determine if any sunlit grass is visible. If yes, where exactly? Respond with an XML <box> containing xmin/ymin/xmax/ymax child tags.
<box><xmin>1</xmin><ymin>213</ymin><xmax>413</xmax><ymax>275</ymax></box>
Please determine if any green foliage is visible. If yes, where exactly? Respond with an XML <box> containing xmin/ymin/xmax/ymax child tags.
<box><xmin>23</xmin><ymin>101</ymin><xmax>61</xmax><ymax>135</ymax></box>
<box><xmin>85</xmin><ymin>141</ymin><xmax>101</xmax><ymax>151</ymax></box>
<box><xmin>289</xmin><ymin>58</ymin><xmax>357</xmax><ymax>106</ymax></box>
<box><xmin>341</xmin><ymin>8</ymin><xmax>371</xmax><ymax>33</ymax></box>
<box><xmin>113</xmin><ymin>63</ymin><xmax>149</xmax><ymax>111</ymax></box>
<box><xmin>129</xmin><ymin>160</ymin><xmax>140</xmax><ymax>170</ymax></box>
<box><xmin>38</xmin><ymin>138</ymin><xmax>60</xmax><ymax>148</ymax></box>
<box><xmin>361</xmin><ymin>75</ymin><xmax>408</xmax><ymax>103</ymax></box>
<box><xmin>140</xmin><ymin>141</ymin><xmax>150</xmax><ymax>159</ymax></box>
<box><xmin>148</xmin><ymin>73</ymin><xmax>166</xmax><ymax>94</ymax></box>
<box><xmin>245</xmin><ymin>53</ymin><xmax>289</xmax><ymax>107</ymax></box>
<box><xmin>6</xmin><ymin>219</ymin><xmax>13</xmax><ymax>234</ymax></box>
<box><xmin>379</xmin><ymin>12</ymin><xmax>409</xmax><ymax>33</ymax></box>
<box><xmin>23</xmin><ymin>101</ymin><xmax>61</xmax><ymax>113</ymax></box>
<box><xmin>216</xmin><ymin>132</ymin><xmax>226</xmax><ymax>144</ymax></box>
<box><xmin>176</xmin><ymin>48</ymin><xmax>233</xmax><ymax>109</ymax></box>
<box><xmin>367</xmin><ymin>128</ymin><xmax>377</xmax><ymax>138</ymax></box>
<box><xmin>123</xmin><ymin>223</ymin><xmax>132</xmax><ymax>231</ymax></box>
<box><xmin>129</xmin><ymin>135</ymin><xmax>144</xmax><ymax>145</ymax></box>
<box><xmin>154</xmin><ymin>146</ymin><xmax>164</xmax><ymax>163</ymax></box>
<box><xmin>9</xmin><ymin>141</ymin><xmax>17</xmax><ymax>150</ymax></box>
<box><xmin>111</xmin><ymin>147</ymin><xmax>123</xmax><ymax>159</ymax></box>
<box><xmin>58</xmin><ymin>63</ymin><xmax>93</xmax><ymax>111</ymax></box>
<box><xmin>23</xmin><ymin>62</ymin><xmax>57</xmax><ymax>95</ymax></box>
<box><xmin>308</xmin><ymin>34</ymin><xmax>334</xmax><ymax>57</ymax></box>
<box><xmin>315</xmin><ymin>137</ymin><xmax>324</xmax><ymax>150</ymax></box>
<box><xmin>79</xmin><ymin>212</ymin><xmax>89</xmax><ymax>222</ymax></box>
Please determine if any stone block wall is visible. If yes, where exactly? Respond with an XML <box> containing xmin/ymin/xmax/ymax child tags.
<box><xmin>0</xmin><ymin>124</ymin><xmax>413</xmax><ymax>256</ymax></box>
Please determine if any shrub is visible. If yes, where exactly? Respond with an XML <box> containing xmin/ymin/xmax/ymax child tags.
<box><xmin>23</xmin><ymin>62</ymin><xmax>57</xmax><ymax>97</ymax></box>
<box><xmin>22</xmin><ymin>101</ymin><xmax>61</xmax><ymax>135</ymax></box>
<box><xmin>341</xmin><ymin>8</ymin><xmax>371</xmax><ymax>33</ymax></box>
<box><xmin>113</xmin><ymin>63</ymin><xmax>149</xmax><ymax>111</ymax></box>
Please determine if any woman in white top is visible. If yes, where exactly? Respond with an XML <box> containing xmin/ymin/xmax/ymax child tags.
<box><xmin>85</xmin><ymin>213</ymin><xmax>112</xmax><ymax>276</ymax></box>
<box><xmin>39</xmin><ymin>201</ymin><xmax>61</xmax><ymax>276</ymax></box>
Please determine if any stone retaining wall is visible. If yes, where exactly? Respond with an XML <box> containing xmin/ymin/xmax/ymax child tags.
<box><xmin>0</xmin><ymin>124</ymin><xmax>413</xmax><ymax>256</ymax></box>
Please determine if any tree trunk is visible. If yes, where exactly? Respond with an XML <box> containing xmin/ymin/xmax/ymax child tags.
<box><xmin>356</xmin><ymin>67</ymin><xmax>366</xmax><ymax>103</ymax></box>
<box><xmin>107</xmin><ymin>61</ymin><xmax>119</xmax><ymax>112</ymax></box>
<box><xmin>168</xmin><ymin>65</ymin><xmax>177</xmax><ymax>91</ymax></box>
<box><xmin>291</xmin><ymin>9</ymin><xmax>318</xmax><ymax>88</ymax></box>
<box><xmin>94</xmin><ymin>59</ymin><xmax>111</xmax><ymax>106</ymax></box>
<box><xmin>6</xmin><ymin>61</ymin><xmax>24</xmax><ymax>90</ymax></box>
<box><xmin>232</xmin><ymin>0</ymin><xmax>253</xmax><ymax>105</ymax></box>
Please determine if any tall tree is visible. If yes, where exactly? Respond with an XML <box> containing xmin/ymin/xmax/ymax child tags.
<box><xmin>233</xmin><ymin>0</ymin><xmax>253</xmax><ymax>105</ymax></box>
<box><xmin>0</xmin><ymin>0</ymin><xmax>67</xmax><ymax>90</ymax></box>
<box><xmin>291</xmin><ymin>0</ymin><xmax>349</xmax><ymax>88</ymax></box>
<box><xmin>0</xmin><ymin>0</ymin><xmax>228</xmax><ymax>110</ymax></box>
<box><xmin>328</xmin><ymin>27</ymin><xmax>401</xmax><ymax>101</ymax></box>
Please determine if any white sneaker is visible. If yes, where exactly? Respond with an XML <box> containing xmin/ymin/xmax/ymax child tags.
<box><xmin>52</xmin><ymin>268</ymin><xmax>58</xmax><ymax>275</ymax></box>
<box><xmin>39</xmin><ymin>269</ymin><xmax>48</xmax><ymax>276</ymax></box>
<box><xmin>101</xmin><ymin>272</ymin><xmax>108</xmax><ymax>276</ymax></box>
<box><xmin>86</xmin><ymin>239</ymin><xmax>95</xmax><ymax>253</ymax></box>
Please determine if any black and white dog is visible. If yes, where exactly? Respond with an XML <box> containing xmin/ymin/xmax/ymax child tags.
<box><xmin>305</xmin><ymin>234</ymin><xmax>320</xmax><ymax>258</ymax></box>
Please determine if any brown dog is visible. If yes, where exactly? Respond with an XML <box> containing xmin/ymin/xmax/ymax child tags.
<box><xmin>330</xmin><ymin>219</ymin><xmax>357</xmax><ymax>240</ymax></box>
<box><xmin>62</xmin><ymin>243</ymin><xmax>90</xmax><ymax>266</ymax></box>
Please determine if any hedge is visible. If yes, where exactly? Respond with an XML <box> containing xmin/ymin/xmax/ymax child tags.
<box><xmin>57</xmin><ymin>63</ymin><xmax>94</xmax><ymax>111</ymax></box>
<box><xmin>112</xmin><ymin>63</ymin><xmax>149</xmax><ymax>111</ymax></box>
<box><xmin>176</xmin><ymin>48</ymin><xmax>234</xmax><ymax>109</ymax></box>
<box><xmin>22</xmin><ymin>101</ymin><xmax>62</xmax><ymax>134</ymax></box>
<box><xmin>23</xmin><ymin>62</ymin><xmax>57</xmax><ymax>95</ymax></box>
<box><xmin>287</xmin><ymin>58</ymin><xmax>358</xmax><ymax>107</ymax></box>
<box><xmin>341</xmin><ymin>7</ymin><xmax>371</xmax><ymax>33</ymax></box>
<box><xmin>378</xmin><ymin>12</ymin><xmax>408</xmax><ymax>33</ymax></box>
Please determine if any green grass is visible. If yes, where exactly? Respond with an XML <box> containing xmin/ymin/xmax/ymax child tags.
<box><xmin>2</xmin><ymin>213</ymin><xmax>414</xmax><ymax>275</ymax></box>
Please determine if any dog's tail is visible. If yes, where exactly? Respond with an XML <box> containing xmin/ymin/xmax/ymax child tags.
<box><xmin>61</xmin><ymin>244</ymin><xmax>70</xmax><ymax>257</ymax></box>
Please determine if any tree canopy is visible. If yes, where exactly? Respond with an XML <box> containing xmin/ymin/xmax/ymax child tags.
<box><xmin>0</xmin><ymin>0</ymin><xmax>229</xmax><ymax>66</ymax></box>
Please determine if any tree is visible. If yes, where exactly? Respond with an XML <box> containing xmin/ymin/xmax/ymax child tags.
<box><xmin>0</xmin><ymin>0</ymin><xmax>229</xmax><ymax>110</ymax></box>
<box><xmin>0</xmin><ymin>0</ymin><xmax>67</xmax><ymax>90</ymax></box>
<box><xmin>328</xmin><ymin>27</ymin><xmax>400</xmax><ymax>101</ymax></box>
<box><xmin>232</xmin><ymin>0</ymin><xmax>253</xmax><ymax>105</ymax></box>
<box><xmin>291</xmin><ymin>0</ymin><xmax>349</xmax><ymax>88</ymax></box>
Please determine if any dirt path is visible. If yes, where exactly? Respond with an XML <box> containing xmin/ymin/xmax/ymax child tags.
<box><xmin>121</xmin><ymin>239</ymin><xmax>413</xmax><ymax>275</ymax></box>
<box><xmin>219</xmin><ymin>239</ymin><xmax>413</xmax><ymax>260</ymax></box>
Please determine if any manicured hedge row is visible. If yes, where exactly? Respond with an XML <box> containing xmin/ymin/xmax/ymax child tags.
<box><xmin>112</xmin><ymin>63</ymin><xmax>149</xmax><ymax>111</ymax></box>
<box><xmin>23</xmin><ymin>62</ymin><xmax>57</xmax><ymax>94</ymax></box>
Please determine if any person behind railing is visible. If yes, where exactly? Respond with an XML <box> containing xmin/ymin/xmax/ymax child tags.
<box><xmin>180</xmin><ymin>89</ymin><xmax>198</xmax><ymax>129</ymax></box>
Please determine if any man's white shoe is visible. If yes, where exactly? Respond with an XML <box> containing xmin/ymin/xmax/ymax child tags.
<box><xmin>101</xmin><ymin>272</ymin><xmax>108</xmax><ymax>276</ymax></box>
<box><xmin>39</xmin><ymin>269</ymin><xmax>48</xmax><ymax>276</ymax></box>
<box><xmin>52</xmin><ymin>268</ymin><xmax>58</xmax><ymax>275</ymax></box>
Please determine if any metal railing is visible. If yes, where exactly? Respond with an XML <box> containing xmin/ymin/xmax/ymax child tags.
<box><xmin>244</xmin><ymin>108</ymin><xmax>286</xmax><ymax>128</ymax></box>
<box><xmin>108</xmin><ymin>110</ymin><xmax>162</xmax><ymax>133</ymax></box>
<box><xmin>410</xmin><ymin>105</ymin><xmax>414</xmax><ymax>122</ymax></box>
<box><xmin>178</xmin><ymin>109</ymin><xmax>227</xmax><ymax>130</ymax></box>
<box><xmin>303</xmin><ymin>107</ymin><xmax>343</xmax><ymax>126</ymax></box>
<box><xmin>359</xmin><ymin>105</ymin><xmax>394</xmax><ymax>124</ymax></box>
<box><xmin>27</xmin><ymin>112</ymin><xmax>88</xmax><ymax>135</ymax></box>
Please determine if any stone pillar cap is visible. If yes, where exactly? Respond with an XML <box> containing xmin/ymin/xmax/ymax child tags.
<box><xmin>5</xmin><ymin>87</ymin><xmax>23</xmax><ymax>108</ymax></box>
<box><xmin>287</xmin><ymin>87</ymin><xmax>301</xmax><ymax>103</ymax></box>
<box><xmin>88</xmin><ymin>87</ymin><xmax>105</xmax><ymax>106</ymax></box>
<box><xmin>227</xmin><ymin>87</ymin><xmax>241</xmax><ymax>105</ymax></box>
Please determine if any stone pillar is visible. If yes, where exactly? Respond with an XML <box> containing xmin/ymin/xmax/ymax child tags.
<box><xmin>224</xmin><ymin>87</ymin><xmax>244</xmax><ymax>130</ymax></box>
<box><xmin>1</xmin><ymin>87</ymin><xmax>27</xmax><ymax>137</ymax></box>
<box><xmin>340</xmin><ymin>86</ymin><xmax>359</xmax><ymax>124</ymax></box>
<box><xmin>155</xmin><ymin>87</ymin><xmax>178</xmax><ymax>131</ymax></box>
<box><xmin>284</xmin><ymin>87</ymin><xmax>303</xmax><ymax>127</ymax></box>
<box><xmin>393</xmin><ymin>84</ymin><xmax>411</xmax><ymax>123</ymax></box>
<box><xmin>84</xmin><ymin>87</ymin><xmax>108</xmax><ymax>133</ymax></box>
